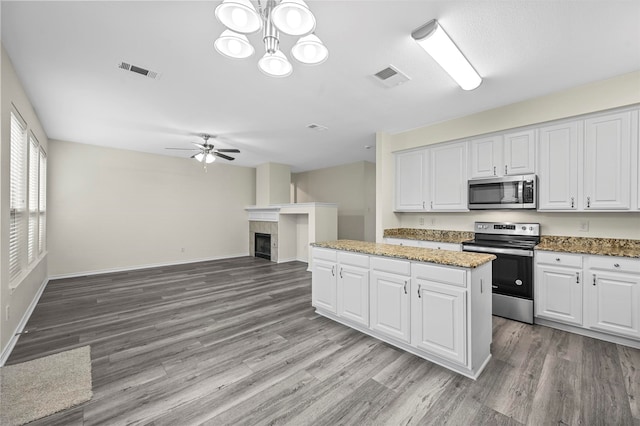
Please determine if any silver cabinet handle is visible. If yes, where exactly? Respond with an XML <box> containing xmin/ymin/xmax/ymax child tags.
<box><xmin>339</xmin><ymin>267</ymin><xmax>343</xmax><ymax>279</ymax></box>
<box><xmin>331</xmin><ymin>265</ymin><xmax>335</xmax><ymax>277</ymax></box>
<box><xmin>480</xmin><ymin>279</ymin><xmax>483</xmax><ymax>293</ymax></box>
<box><xmin>422</xmin><ymin>201</ymin><xmax>425</xmax><ymax>209</ymax></box>
<box><xmin>587</xmin><ymin>196</ymin><xmax>591</xmax><ymax>208</ymax></box>
<box><xmin>493</xmin><ymin>166</ymin><xmax>496</xmax><ymax>176</ymax></box>
<box><xmin>593</xmin><ymin>274</ymin><xmax>596</xmax><ymax>286</ymax></box>
<box><xmin>614</xmin><ymin>263</ymin><xmax>620</xmax><ymax>268</ymax></box>
<box><xmin>571</xmin><ymin>197</ymin><xmax>575</xmax><ymax>208</ymax></box>
<box><xmin>417</xmin><ymin>284</ymin><xmax>421</xmax><ymax>298</ymax></box>
<box><xmin>430</xmin><ymin>201</ymin><xmax>433</xmax><ymax>209</ymax></box>
<box><xmin>404</xmin><ymin>280</ymin><xmax>408</xmax><ymax>294</ymax></box>
<box><xmin>505</xmin><ymin>165</ymin><xmax>508</xmax><ymax>175</ymax></box>
<box><xmin>576</xmin><ymin>272</ymin><xmax>580</xmax><ymax>284</ymax></box>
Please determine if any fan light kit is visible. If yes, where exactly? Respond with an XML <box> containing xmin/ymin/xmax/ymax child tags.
<box><xmin>411</xmin><ymin>19</ymin><xmax>482</xmax><ymax>91</ymax></box>
<box><xmin>214</xmin><ymin>0</ymin><xmax>328</xmax><ymax>77</ymax></box>
<box><xmin>165</xmin><ymin>135</ymin><xmax>241</xmax><ymax>170</ymax></box>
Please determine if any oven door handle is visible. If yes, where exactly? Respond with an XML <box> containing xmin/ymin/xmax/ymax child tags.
<box><xmin>463</xmin><ymin>245</ymin><xmax>533</xmax><ymax>257</ymax></box>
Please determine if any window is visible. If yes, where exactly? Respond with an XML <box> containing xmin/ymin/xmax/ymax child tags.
<box><xmin>9</xmin><ymin>110</ymin><xmax>27</xmax><ymax>281</ymax></box>
<box><xmin>9</xmin><ymin>107</ymin><xmax>47</xmax><ymax>285</ymax></box>
<box><xmin>28</xmin><ymin>134</ymin><xmax>40</xmax><ymax>263</ymax></box>
<box><xmin>39</xmin><ymin>149</ymin><xmax>47</xmax><ymax>255</ymax></box>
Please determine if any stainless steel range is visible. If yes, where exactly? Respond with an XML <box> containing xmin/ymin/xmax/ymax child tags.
<box><xmin>462</xmin><ymin>222</ymin><xmax>540</xmax><ymax>324</ymax></box>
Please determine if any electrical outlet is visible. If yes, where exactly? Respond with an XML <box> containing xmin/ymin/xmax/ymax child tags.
<box><xmin>418</xmin><ymin>217</ymin><xmax>425</xmax><ymax>226</ymax></box>
<box><xmin>579</xmin><ymin>221</ymin><xmax>589</xmax><ymax>232</ymax></box>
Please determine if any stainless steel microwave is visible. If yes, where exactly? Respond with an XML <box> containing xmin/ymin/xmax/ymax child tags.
<box><xmin>468</xmin><ymin>174</ymin><xmax>537</xmax><ymax>210</ymax></box>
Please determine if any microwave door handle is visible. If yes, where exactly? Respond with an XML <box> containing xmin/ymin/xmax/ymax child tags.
<box><xmin>517</xmin><ymin>180</ymin><xmax>524</xmax><ymax>203</ymax></box>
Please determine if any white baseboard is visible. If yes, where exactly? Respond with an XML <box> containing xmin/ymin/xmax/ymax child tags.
<box><xmin>535</xmin><ymin>317</ymin><xmax>640</xmax><ymax>349</ymax></box>
<box><xmin>48</xmin><ymin>253</ymin><xmax>250</xmax><ymax>280</ymax></box>
<box><xmin>0</xmin><ymin>277</ymin><xmax>49</xmax><ymax>367</ymax></box>
<box><xmin>277</xmin><ymin>257</ymin><xmax>309</xmax><ymax>264</ymax></box>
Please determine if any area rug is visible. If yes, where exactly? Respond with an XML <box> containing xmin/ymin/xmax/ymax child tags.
<box><xmin>0</xmin><ymin>345</ymin><xmax>93</xmax><ymax>426</ymax></box>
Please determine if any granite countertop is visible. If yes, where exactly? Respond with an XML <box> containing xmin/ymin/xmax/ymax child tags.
<box><xmin>383</xmin><ymin>228</ymin><xmax>474</xmax><ymax>244</ymax></box>
<box><xmin>536</xmin><ymin>236</ymin><xmax>640</xmax><ymax>258</ymax></box>
<box><xmin>312</xmin><ymin>240</ymin><xmax>495</xmax><ymax>268</ymax></box>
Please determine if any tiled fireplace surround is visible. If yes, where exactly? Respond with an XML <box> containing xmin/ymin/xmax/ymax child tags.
<box><xmin>249</xmin><ymin>221</ymin><xmax>278</xmax><ymax>262</ymax></box>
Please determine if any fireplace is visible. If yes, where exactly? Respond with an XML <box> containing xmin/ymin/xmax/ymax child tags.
<box><xmin>255</xmin><ymin>233</ymin><xmax>271</xmax><ymax>260</ymax></box>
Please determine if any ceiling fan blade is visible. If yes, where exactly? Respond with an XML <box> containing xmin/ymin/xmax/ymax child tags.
<box><xmin>190</xmin><ymin>154</ymin><xmax>199</xmax><ymax>159</ymax></box>
<box><xmin>166</xmin><ymin>147</ymin><xmax>199</xmax><ymax>151</ymax></box>
<box><xmin>192</xmin><ymin>143</ymin><xmax>206</xmax><ymax>149</ymax></box>
<box><xmin>214</xmin><ymin>149</ymin><xmax>241</xmax><ymax>153</ymax></box>
<box><xmin>214</xmin><ymin>152</ymin><xmax>235</xmax><ymax>161</ymax></box>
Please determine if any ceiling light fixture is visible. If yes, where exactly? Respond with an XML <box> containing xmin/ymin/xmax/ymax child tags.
<box><xmin>411</xmin><ymin>19</ymin><xmax>482</xmax><ymax>91</ymax></box>
<box><xmin>214</xmin><ymin>0</ymin><xmax>328</xmax><ymax>77</ymax></box>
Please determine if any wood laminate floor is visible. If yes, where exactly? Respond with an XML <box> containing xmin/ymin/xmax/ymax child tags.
<box><xmin>6</xmin><ymin>257</ymin><xmax>639</xmax><ymax>425</ymax></box>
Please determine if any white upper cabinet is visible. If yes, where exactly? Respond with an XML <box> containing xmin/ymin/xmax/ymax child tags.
<box><xmin>583</xmin><ymin>111</ymin><xmax>633</xmax><ymax>210</ymax></box>
<box><xmin>394</xmin><ymin>149</ymin><xmax>428</xmax><ymax>211</ymax></box>
<box><xmin>469</xmin><ymin>131</ymin><xmax>535</xmax><ymax>179</ymax></box>
<box><xmin>538</xmin><ymin>121</ymin><xmax>580</xmax><ymax>210</ymax></box>
<box><xmin>430</xmin><ymin>142</ymin><xmax>468</xmax><ymax>211</ymax></box>
<box><xmin>503</xmin><ymin>129</ymin><xmax>537</xmax><ymax>176</ymax></box>
<box><xmin>469</xmin><ymin>136</ymin><xmax>502</xmax><ymax>178</ymax></box>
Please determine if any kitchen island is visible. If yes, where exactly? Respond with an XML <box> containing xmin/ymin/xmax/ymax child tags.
<box><xmin>310</xmin><ymin>240</ymin><xmax>495</xmax><ymax>379</ymax></box>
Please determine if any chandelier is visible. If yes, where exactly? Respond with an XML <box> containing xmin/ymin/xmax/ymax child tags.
<box><xmin>214</xmin><ymin>0</ymin><xmax>328</xmax><ymax>77</ymax></box>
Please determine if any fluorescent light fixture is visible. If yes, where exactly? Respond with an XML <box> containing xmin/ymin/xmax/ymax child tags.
<box><xmin>291</xmin><ymin>34</ymin><xmax>328</xmax><ymax>65</ymax></box>
<box><xmin>411</xmin><ymin>19</ymin><xmax>481</xmax><ymax>91</ymax></box>
<box><xmin>214</xmin><ymin>30</ymin><xmax>255</xmax><ymax>59</ymax></box>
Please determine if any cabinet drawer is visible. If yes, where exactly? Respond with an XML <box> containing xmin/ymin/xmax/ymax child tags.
<box><xmin>384</xmin><ymin>238</ymin><xmax>421</xmax><ymax>248</ymax></box>
<box><xmin>313</xmin><ymin>248</ymin><xmax>337</xmax><ymax>262</ymax></box>
<box><xmin>412</xmin><ymin>263</ymin><xmax>466</xmax><ymax>287</ymax></box>
<box><xmin>371</xmin><ymin>256</ymin><xmax>411</xmax><ymax>276</ymax></box>
<box><xmin>420</xmin><ymin>241</ymin><xmax>461</xmax><ymax>252</ymax></box>
<box><xmin>536</xmin><ymin>251</ymin><xmax>583</xmax><ymax>268</ymax></box>
<box><xmin>588</xmin><ymin>255</ymin><xmax>640</xmax><ymax>274</ymax></box>
<box><xmin>338</xmin><ymin>251</ymin><xmax>370</xmax><ymax>268</ymax></box>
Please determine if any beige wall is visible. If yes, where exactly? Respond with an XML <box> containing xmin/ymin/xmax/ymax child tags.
<box><xmin>256</xmin><ymin>162</ymin><xmax>290</xmax><ymax>206</ymax></box>
<box><xmin>292</xmin><ymin>161</ymin><xmax>376</xmax><ymax>241</ymax></box>
<box><xmin>48</xmin><ymin>140</ymin><xmax>256</xmax><ymax>277</ymax></box>
<box><xmin>1</xmin><ymin>46</ymin><xmax>50</xmax><ymax>359</ymax></box>
<box><xmin>377</xmin><ymin>71</ymin><xmax>640</xmax><ymax>241</ymax></box>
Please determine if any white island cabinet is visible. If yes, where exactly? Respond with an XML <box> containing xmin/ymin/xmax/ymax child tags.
<box><xmin>311</xmin><ymin>244</ymin><xmax>493</xmax><ymax>379</ymax></box>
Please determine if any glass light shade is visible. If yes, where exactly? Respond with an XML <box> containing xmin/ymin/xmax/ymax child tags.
<box><xmin>214</xmin><ymin>30</ymin><xmax>254</xmax><ymax>59</ymax></box>
<box><xmin>215</xmin><ymin>0</ymin><xmax>262</xmax><ymax>34</ymax></box>
<box><xmin>205</xmin><ymin>153</ymin><xmax>216</xmax><ymax>163</ymax></box>
<box><xmin>291</xmin><ymin>34</ymin><xmax>328</xmax><ymax>65</ymax></box>
<box><xmin>195</xmin><ymin>152</ymin><xmax>205</xmax><ymax>162</ymax></box>
<box><xmin>412</xmin><ymin>20</ymin><xmax>481</xmax><ymax>91</ymax></box>
<box><xmin>258</xmin><ymin>50</ymin><xmax>293</xmax><ymax>77</ymax></box>
<box><xmin>271</xmin><ymin>0</ymin><xmax>316</xmax><ymax>36</ymax></box>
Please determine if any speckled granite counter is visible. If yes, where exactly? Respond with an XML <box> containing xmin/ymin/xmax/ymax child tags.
<box><xmin>536</xmin><ymin>236</ymin><xmax>640</xmax><ymax>258</ymax></box>
<box><xmin>312</xmin><ymin>240</ymin><xmax>495</xmax><ymax>268</ymax></box>
<box><xmin>383</xmin><ymin>228</ymin><xmax>473</xmax><ymax>244</ymax></box>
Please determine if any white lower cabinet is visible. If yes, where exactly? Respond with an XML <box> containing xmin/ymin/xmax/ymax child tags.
<box><xmin>587</xmin><ymin>256</ymin><xmax>640</xmax><ymax>339</ymax></box>
<box><xmin>535</xmin><ymin>251</ymin><xmax>640</xmax><ymax>344</ymax></box>
<box><xmin>370</xmin><ymin>257</ymin><xmax>411</xmax><ymax>343</ymax></box>
<box><xmin>311</xmin><ymin>247</ymin><xmax>492</xmax><ymax>379</ymax></box>
<box><xmin>412</xmin><ymin>281</ymin><xmax>467</xmax><ymax>365</ymax></box>
<box><xmin>337</xmin><ymin>254</ymin><xmax>370</xmax><ymax>327</ymax></box>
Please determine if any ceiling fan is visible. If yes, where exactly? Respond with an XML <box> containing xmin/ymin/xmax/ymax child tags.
<box><xmin>165</xmin><ymin>134</ymin><xmax>240</xmax><ymax>164</ymax></box>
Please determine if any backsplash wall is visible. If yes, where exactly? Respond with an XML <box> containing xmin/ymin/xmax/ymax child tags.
<box><xmin>396</xmin><ymin>211</ymin><xmax>640</xmax><ymax>240</ymax></box>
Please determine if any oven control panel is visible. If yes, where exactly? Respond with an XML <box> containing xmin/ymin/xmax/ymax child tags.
<box><xmin>474</xmin><ymin>222</ymin><xmax>540</xmax><ymax>236</ymax></box>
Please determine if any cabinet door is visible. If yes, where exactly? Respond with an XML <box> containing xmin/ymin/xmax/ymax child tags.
<box><xmin>312</xmin><ymin>259</ymin><xmax>337</xmax><ymax>314</ymax></box>
<box><xmin>538</xmin><ymin>122</ymin><xmax>580</xmax><ymax>210</ymax></box>
<box><xmin>504</xmin><ymin>129</ymin><xmax>536</xmax><ymax>175</ymax></box>
<box><xmin>412</xmin><ymin>280</ymin><xmax>467</xmax><ymax>365</ymax></box>
<box><xmin>469</xmin><ymin>136</ymin><xmax>502</xmax><ymax>179</ymax></box>
<box><xmin>337</xmin><ymin>265</ymin><xmax>370</xmax><ymax>327</ymax></box>
<box><xmin>584</xmin><ymin>112</ymin><xmax>631</xmax><ymax>210</ymax></box>
<box><xmin>586</xmin><ymin>271</ymin><xmax>640</xmax><ymax>339</ymax></box>
<box><xmin>429</xmin><ymin>142</ymin><xmax>468</xmax><ymax>211</ymax></box>
<box><xmin>370</xmin><ymin>271</ymin><xmax>411</xmax><ymax>343</ymax></box>
<box><xmin>535</xmin><ymin>265</ymin><xmax>582</xmax><ymax>325</ymax></box>
<box><xmin>395</xmin><ymin>150</ymin><xmax>428</xmax><ymax>211</ymax></box>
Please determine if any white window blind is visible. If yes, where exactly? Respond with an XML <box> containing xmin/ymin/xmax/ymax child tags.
<box><xmin>10</xmin><ymin>111</ymin><xmax>27</xmax><ymax>281</ymax></box>
<box><xmin>28</xmin><ymin>134</ymin><xmax>40</xmax><ymax>263</ymax></box>
<box><xmin>39</xmin><ymin>149</ymin><xmax>47</xmax><ymax>255</ymax></box>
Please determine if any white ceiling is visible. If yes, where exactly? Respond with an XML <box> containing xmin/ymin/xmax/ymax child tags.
<box><xmin>2</xmin><ymin>1</ymin><xmax>639</xmax><ymax>172</ymax></box>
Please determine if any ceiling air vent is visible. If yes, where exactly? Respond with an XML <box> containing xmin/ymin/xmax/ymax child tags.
<box><xmin>118</xmin><ymin>62</ymin><xmax>161</xmax><ymax>80</ymax></box>
<box><xmin>372</xmin><ymin>65</ymin><xmax>410</xmax><ymax>88</ymax></box>
<box><xmin>307</xmin><ymin>123</ymin><xmax>328</xmax><ymax>131</ymax></box>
